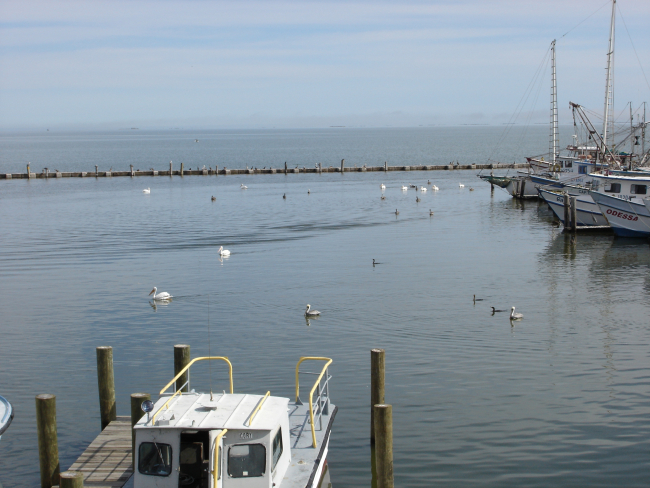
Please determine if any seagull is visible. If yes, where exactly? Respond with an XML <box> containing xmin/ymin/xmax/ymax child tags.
<box><xmin>473</xmin><ymin>295</ymin><xmax>484</xmax><ymax>302</ymax></box>
<box><xmin>149</xmin><ymin>287</ymin><xmax>172</xmax><ymax>301</ymax></box>
<box><xmin>308</xmin><ymin>189</ymin><xmax>311</xmax><ymax>194</ymax></box>
<box><xmin>211</xmin><ymin>196</ymin><xmax>216</xmax><ymax>201</ymax></box>
<box><xmin>428</xmin><ymin>180</ymin><xmax>431</xmax><ymax>185</ymax></box>
<box><xmin>429</xmin><ymin>209</ymin><xmax>434</xmax><ymax>216</ymax></box>
<box><xmin>381</xmin><ymin>195</ymin><xmax>386</xmax><ymax>200</ymax></box>
<box><xmin>380</xmin><ymin>183</ymin><xmax>386</xmax><ymax>189</ymax></box>
<box><xmin>510</xmin><ymin>306</ymin><xmax>524</xmax><ymax>320</ymax></box>
<box><xmin>410</xmin><ymin>184</ymin><xmax>417</xmax><ymax>189</ymax></box>
<box><xmin>218</xmin><ymin>246</ymin><xmax>230</xmax><ymax>256</ymax></box>
<box><xmin>142</xmin><ymin>188</ymin><xmax>150</xmax><ymax>194</ymax></box>
<box><xmin>459</xmin><ymin>183</ymin><xmax>465</xmax><ymax>188</ymax></box>
<box><xmin>432</xmin><ymin>185</ymin><xmax>439</xmax><ymax>191</ymax></box>
<box><xmin>305</xmin><ymin>304</ymin><xmax>320</xmax><ymax>317</ymax></box>
<box><xmin>469</xmin><ymin>187</ymin><xmax>475</xmax><ymax>191</ymax></box>
<box><xmin>401</xmin><ymin>186</ymin><xmax>408</xmax><ymax>191</ymax></box>
<box><xmin>195</xmin><ymin>139</ymin><xmax>199</xmax><ymax>142</ymax></box>
<box><xmin>491</xmin><ymin>307</ymin><xmax>507</xmax><ymax>313</ymax></box>
<box><xmin>395</xmin><ymin>209</ymin><xmax>399</xmax><ymax>215</ymax></box>
<box><xmin>240</xmin><ymin>184</ymin><xmax>248</xmax><ymax>189</ymax></box>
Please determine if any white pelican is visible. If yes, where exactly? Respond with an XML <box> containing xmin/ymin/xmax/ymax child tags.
<box><xmin>510</xmin><ymin>306</ymin><xmax>523</xmax><ymax>320</ymax></box>
<box><xmin>305</xmin><ymin>304</ymin><xmax>320</xmax><ymax>316</ymax></box>
<box><xmin>218</xmin><ymin>246</ymin><xmax>230</xmax><ymax>256</ymax></box>
<box><xmin>459</xmin><ymin>183</ymin><xmax>465</xmax><ymax>188</ymax></box>
<box><xmin>401</xmin><ymin>186</ymin><xmax>408</xmax><ymax>191</ymax></box>
<box><xmin>240</xmin><ymin>184</ymin><xmax>248</xmax><ymax>189</ymax></box>
<box><xmin>420</xmin><ymin>186</ymin><xmax>427</xmax><ymax>192</ymax></box>
<box><xmin>149</xmin><ymin>287</ymin><xmax>172</xmax><ymax>300</ymax></box>
<box><xmin>380</xmin><ymin>183</ymin><xmax>386</xmax><ymax>190</ymax></box>
<box><xmin>432</xmin><ymin>185</ymin><xmax>439</xmax><ymax>191</ymax></box>
<box><xmin>142</xmin><ymin>188</ymin><xmax>150</xmax><ymax>194</ymax></box>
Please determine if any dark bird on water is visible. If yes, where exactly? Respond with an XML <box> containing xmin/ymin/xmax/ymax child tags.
<box><xmin>373</xmin><ymin>259</ymin><xmax>381</xmax><ymax>267</ymax></box>
<box><xmin>491</xmin><ymin>307</ymin><xmax>507</xmax><ymax>313</ymax></box>
<box><xmin>308</xmin><ymin>189</ymin><xmax>311</xmax><ymax>194</ymax></box>
<box><xmin>429</xmin><ymin>209</ymin><xmax>434</xmax><ymax>216</ymax></box>
<box><xmin>211</xmin><ymin>196</ymin><xmax>216</xmax><ymax>201</ymax></box>
<box><xmin>395</xmin><ymin>209</ymin><xmax>399</xmax><ymax>215</ymax></box>
<box><xmin>283</xmin><ymin>193</ymin><xmax>286</xmax><ymax>199</ymax></box>
<box><xmin>381</xmin><ymin>195</ymin><xmax>386</xmax><ymax>200</ymax></box>
<box><xmin>416</xmin><ymin>196</ymin><xmax>420</xmax><ymax>203</ymax></box>
<box><xmin>473</xmin><ymin>295</ymin><xmax>484</xmax><ymax>302</ymax></box>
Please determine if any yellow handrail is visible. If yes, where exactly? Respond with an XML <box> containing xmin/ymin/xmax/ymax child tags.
<box><xmin>248</xmin><ymin>391</ymin><xmax>270</xmax><ymax>426</ymax></box>
<box><xmin>159</xmin><ymin>356</ymin><xmax>234</xmax><ymax>396</ymax></box>
<box><xmin>152</xmin><ymin>388</ymin><xmax>183</xmax><ymax>425</ymax></box>
<box><xmin>294</xmin><ymin>357</ymin><xmax>332</xmax><ymax>448</ymax></box>
<box><xmin>211</xmin><ymin>429</ymin><xmax>228</xmax><ymax>487</ymax></box>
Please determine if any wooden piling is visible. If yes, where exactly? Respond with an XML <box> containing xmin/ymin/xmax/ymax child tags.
<box><xmin>340</xmin><ymin>159</ymin><xmax>345</xmax><ymax>172</ymax></box>
<box><xmin>180</xmin><ymin>162</ymin><xmax>184</xmax><ymax>176</ymax></box>
<box><xmin>169</xmin><ymin>161</ymin><xmax>173</xmax><ymax>176</ymax></box>
<box><xmin>36</xmin><ymin>394</ymin><xmax>59</xmax><ymax>488</ymax></box>
<box><xmin>370</xmin><ymin>348</ymin><xmax>385</xmax><ymax>444</ymax></box>
<box><xmin>373</xmin><ymin>404</ymin><xmax>394</xmax><ymax>488</ymax></box>
<box><xmin>570</xmin><ymin>196</ymin><xmax>577</xmax><ymax>231</ymax></box>
<box><xmin>130</xmin><ymin>393</ymin><xmax>151</xmax><ymax>466</ymax></box>
<box><xmin>284</xmin><ymin>161</ymin><xmax>288</xmax><ymax>174</ymax></box>
<box><xmin>563</xmin><ymin>193</ymin><xmax>571</xmax><ymax>231</ymax></box>
<box><xmin>59</xmin><ymin>471</ymin><xmax>84</xmax><ymax>488</ymax></box>
<box><xmin>96</xmin><ymin>346</ymin><xmax>116</xmax><ymax>430</ymax></box>
<box><xmin>174</xmin><ymin>344</ymin><xmax>191</xmax><ymax>392</ymax></box>
<box><xmin>384</xmin><ymin>161</ymin><xmax>388</xmax><ymax>172</ymax></box>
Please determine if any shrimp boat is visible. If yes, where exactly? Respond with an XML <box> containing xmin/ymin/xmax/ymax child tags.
<box><xmin>133</xmin><ymin>356</ymin><xmax>335</xmax><ymax>488</ymax></box>
<box><xmin>0</xmin><ymin>395</ymin><xmax>13</xmax><ymax>442</ymax></box>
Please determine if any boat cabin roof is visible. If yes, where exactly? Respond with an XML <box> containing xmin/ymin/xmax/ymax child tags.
<box><xmin>136</xmin><ymin>392</ymin><xmax>289</xmax><ymax>432</ymax></box>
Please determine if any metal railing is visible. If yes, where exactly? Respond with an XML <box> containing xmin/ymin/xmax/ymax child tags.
<box><xmin>152</xmin><ymin>356</ymin><xmax>234</xmax><ymax>424</ymax></box>
<box><xmin>295</xmin><ymin>357</ymin><xmax>332</xmax><ymax>448</ymax></box>
<box><xmin>247</xmin><ymin>391</ymin><xmax>270</xmax><ymax>427</ymax></box>
<box><xmin>212</xmin><ymin>429</ymin><xmax>228</xmax><ymax>487</ymax></box>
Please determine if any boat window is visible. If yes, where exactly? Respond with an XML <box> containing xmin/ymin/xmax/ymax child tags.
<box><xmin>228</xmin><ymin>444</ymin><xmax>266</xmax><ymax>478</ymax></box>
<box><xmin>138</xmin><ymin>442</ymin><xmax>173</xmax><ymax>477</ymax></box>
<box><xmin>272</xmin><ymin>429</ymin><xmax>283</xmax><ymax>471</ymax></box>
<box><xmin>565</xmin><ymin>161</ymin><xmax>572</xmax><ymax>168</ymax></box>
<box><xmin>578</xmin><ymin>165</ymin><xmax>587</xmax><ymax>174</ymax></box>
<box><xmin>631</xmin><ymin>184</ymin><xmax>647</xmax><ymax>195</ymax></box>
<box><xmin>604</xmin><ymin>183</ymin><xmax>621</xmax><ymax>193</ymax></box>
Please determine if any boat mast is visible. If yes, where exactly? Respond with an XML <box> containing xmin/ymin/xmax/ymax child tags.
<box><xmin>549</xmin><ymin>40</ymin><xmax>559</xmax><ymax>165</ymax></box>
<box><xmin>602</xmin><ymin>0</ymin><xmax>616</xmax><ymax>153</ymax></box>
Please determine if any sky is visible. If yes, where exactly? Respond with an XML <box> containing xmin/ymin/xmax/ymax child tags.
<box><xmin>1</xmin><ymin>0</ymin><xmax>649</xmax><ymax>129</ymax></box>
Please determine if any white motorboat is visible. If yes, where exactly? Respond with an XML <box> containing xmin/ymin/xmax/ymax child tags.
<box><xmin>0</xmin><ymin>395</ymin><xmax>13</xmax><ymax>442</ymax></box>
<box><xmin>133</xmin><ymin>356</ymin><xmax>335</xmax><ymax>488</ymax></box>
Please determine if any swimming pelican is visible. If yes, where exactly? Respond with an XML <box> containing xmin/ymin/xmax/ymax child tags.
<box><xmin>142</xmin><ymin>188</ymin><xmax>150</xmax><ymax>194</ymax></box>
<box><xmin>459</xmin><ymin>183</ymin><xmax>465</xmax><ymax>188</ymax></box>
<box><xmin>395</xmin><ymin>209</ymin><xmax>399</xmax><ymax>215</ymax></box>
<box><xmin>432</xmin><ymin>185</ymin><xmax>439</xmax><ymax>191</ymax></box>
<box><xmin>305</xmin><ymin>304</ymin><xmax>320</xmax><ymax>316</ymax></box>
<box><xmin>211</xmin><ymin>196</ymin><xmax>216</xmax><ymax>201</ymax></box>
<box><xmin>149</xmin><ymin>287</ymin><xmax>172</xmax><ymax>301</ymax></box>
<box><xmin>510</xmin><ymin>306</ymin><xmax>524</xmax><ymax>320</ymax></box>
<box><xmin>491</xmin><ymin>307</ymin><xmax>507</xmax><ymax>313</ymax></box>
<box><xmin>401</xmin><ymin>186</ymin><xmax>408</xmax><ymax>191</ymax></box>
<box><xmin>218</xmin><ymin>246</ymin><xmax>230</xmax><ymax>256</ymax></box>
<box><xmin>240</xmin><ymin>184</ymin><xmax>248</xmax><ymax>189</ymax></box>
<box><xmin>380</xmin><ymin>183</ymin><xmax>386</xmax><ymax>189</ymax></box>
<box><xmin>420</xmin><ymin>186</ymin><xmax>427</xmax><ymax>192</ymax></box>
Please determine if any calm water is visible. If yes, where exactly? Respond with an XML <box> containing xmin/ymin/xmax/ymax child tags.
<box><xmin>1</xmin><ymin>128</ymin><xmax>650</xmax><ymax>487</ymax></box>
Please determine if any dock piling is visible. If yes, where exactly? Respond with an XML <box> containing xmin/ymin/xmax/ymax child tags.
<box><xmin>370</xmin><ymin>348</ymin><xmax>385</xmax><ymax>444</ymax></box>
<box><xmin>341</xmin><ymin>159</ymin><xmax>345</xmax><ymax>172</ymax></box>
<box><xmin>36</xmin><ymin>394</ymin><xmax>59</xmax><ymax>488</ymax></box>
<box><xmin>130</xmin><ymin>393</ymin><xmax>151</xmax><ymax>466</ymax></box>
<box><xmin>96</xmin><ymin>346</ymin><xmax>116</xmax><ymax>430</ymax></box>
<box><xmin>169</xmin><ymin>161</ymin><xmax>172</xmax><ymax>176</ymax></box>
<box><xmin>384</xmin><ymin>161</ymin><xmax>388</xmax><ymax>172</ymax></box>
<box><xmin>374</xmin><ymin>404</ymin><xmax>394</xmax><ymax>488</ymax></box>
<box><xmin>174</xmin><ymin>344</ymin><xmax>191</xmax><ymax>392</ymax></box>
<box><xmin>59</xmin><ymin>471</ymin><xmax>84</xmax><ymax>488</ymax></box>
<box><xmin>95</xmin><ymin>165</ymin><xmax>98</xmax><ymax>177</ymax></box>
<box><xmin>180</xmin><ymin>162</ymin><xmax>184</xmax><ymax>176</ymax></box>
<box><xmin>570</xmin><ymin>196</ymin><xmax>577</xmax><ymax>232</ymax></box>
<box><xmin>130</xmin><ymin>165</ymin><xmax>134</xmax><ymax>177</ymax></box>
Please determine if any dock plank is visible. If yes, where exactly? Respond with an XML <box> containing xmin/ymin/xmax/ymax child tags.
<box><xmin>66</xmin><ymin>416</ymin><xmax>133</xmax><ymax>488</ymax></box>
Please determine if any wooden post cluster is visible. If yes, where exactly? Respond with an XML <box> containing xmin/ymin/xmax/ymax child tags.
<box><xmin>60</xmin><ymin>471</ymin><xmax>84</xmax><ymax>488</ymax></box>
<box><xmin>36</xmin><ymin>394</ymin><xmax>59</xmax><ymax>488</ymax></box>
<box><xmin>374</xmin><ymin>404</ymin><xmax>394</xmax><ymax>488</ymax></box>
<box><xmin>131</xmin><ymin>393</ymin><xmax>151</xmax><ymax>467</ymax></box>
<box><xmin>174</xmin><ymin>344</ymin><xmax>191</xmax><ymax>392</ymax></box>
<box><xmin>370</xmin><ymin>349</ymin><xmax>385</xmax><ymax>444</ymax></box>
<box><xmin>96</xmin><ymin>346</ymin><xmax>116</xmax><ymax>430</ymax></box>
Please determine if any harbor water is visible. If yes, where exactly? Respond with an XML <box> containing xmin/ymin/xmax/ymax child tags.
<box><xmin>1</xmin><ymin>127</ymin><xmax>649</xmax><ymax>487</ymax></box>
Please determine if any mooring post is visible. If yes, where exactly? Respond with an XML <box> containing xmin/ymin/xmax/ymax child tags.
<box><xmin>319</xmin><ymin>162</ymin><xmax>322</xmax><ymax>174</ymax></box>
<box><xmin>36</xmin><ymin>394</ymin><xmax>59</xmax><ymax>488</ymax></box>
<box><xmin>169</xmin><ymin>161</ymin><xmax>173</xmax><ymax>176</ymax></box>
<box><xmin>384</xmin><ymin>161</ymin><xmax>388</xmax><ymax>172</ymax></box>
<box><xmin>95</xmin><ymin>165</ymin><xmax>98</xmax><ymax>177</ymax></box>
<box><xmin>130</xmin><ymin>164</ymin><xmax>134</xmax><ymax>177</ymax></box>
<box><xmin>59</xmin><ymin>471</ymin><xmax>84</xmax><ymax>488</ymax></box>
<box><xmin>341</xmin><ymin>159</ymin><xmax>345</xmax><ymax>172</ymax></box>
<box><xmin>374</xmin><ymin>404</ymin><xmax>394</xmax><ymax>488</ymax></box>
<box><xmin>96</xmin><ymin>346</ymin><xmax>116</xmax><ymax>430</ymax></box>
<box><xmin>131</xmin><ymin>393</ymin><xmax>151</xmax><ymax>466</ymax></box>
<box><xmin>370</xmin><ymin>348</ymin><xmax>385</xmax><ymax>445</ymax></box>
<box><xmin>27</xmin><ymin>163</ymin><xmax>31</xmax><ymax>175</ymax></box>
<box><xmin>570</xmin><ymin>196</ymin><xmax>577</xmax><ymax>232</ymax></box>
<box><xmin>174</xmin><ymin>344</ymin><xmax>191</xmax><ymax>392</ymax></box>
<box><xmin>180</xmin><ymin>162</ymin><xmax>184</xmax><ymax>176</ymax></box>
<box><xmin>284</xmin><ymin>161</ymin><xmax>288</xmax><ymax>174</ymax></box>
<box><xmin>563</xmin><ymin>193</ymin><xmax>571</xmax><ymax>231</ymax></box>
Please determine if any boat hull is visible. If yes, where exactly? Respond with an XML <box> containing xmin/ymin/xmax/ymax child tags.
<box><xmin>590</xmin><ymin>191</ymin><xmax>650</xmax><ymax>237</ymax></box>
<box><xmin>538</xmin><ymin>187</ymin><xmax>609</xmax><ymax>227</ymax></box>
<box><xmin>506</xmin><ymin>176</ymin><xmax>539</xmax><ymax>199</ymax></box>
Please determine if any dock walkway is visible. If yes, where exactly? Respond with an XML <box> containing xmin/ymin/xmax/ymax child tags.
<box><xmin>66</xmin><ymin>416</ymin><xmax>132</xmax><ymax>488</ymax></box>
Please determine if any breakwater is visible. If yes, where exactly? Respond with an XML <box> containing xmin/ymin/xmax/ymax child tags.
<box><xmin>2</xmin><ymin>162</ymin><xmax>528</xmax><ymax>179</ymax></box>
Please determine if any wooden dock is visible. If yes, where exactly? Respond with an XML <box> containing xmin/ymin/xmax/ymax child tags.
<box><xmin>66</xmin><ymin>416</ymin><xmax>133</xmax><ymax>488</ymax></box>
<box><xmin>1</xmin><ymin>162</ymin><xmax>529</xmax><ymax>180</ymax></box>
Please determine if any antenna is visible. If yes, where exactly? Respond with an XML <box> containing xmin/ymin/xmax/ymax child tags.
<box><xmin>208</xmin><ymin>295</ymin><xmax>213</xmax><ymax>401</ymax></box>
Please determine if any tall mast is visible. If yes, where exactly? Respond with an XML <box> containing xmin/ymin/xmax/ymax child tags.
<box><xmin>549</xmin><ymin>40</ymin><xmax>559</xmax><ymax>164</ymax></box>
<box><xmin>602</xmin><ymin>0</ymin><xmax>616</xmax><ymax>152</ymax></box>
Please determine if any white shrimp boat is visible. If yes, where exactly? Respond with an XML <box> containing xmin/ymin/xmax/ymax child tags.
<box><xmin>0</xmin><ymin>395</ymin><xmax>13</xmax><ymax>442</ymax></box>
<box><xmin>133</xmin><ymin>356</ymin><xmax>335</xmax><ymax>488</ymax></box>
<box><xmin>538</xmin><ymin>186</ymin><xmax>610</xmax><ymax>227</ymax></box>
